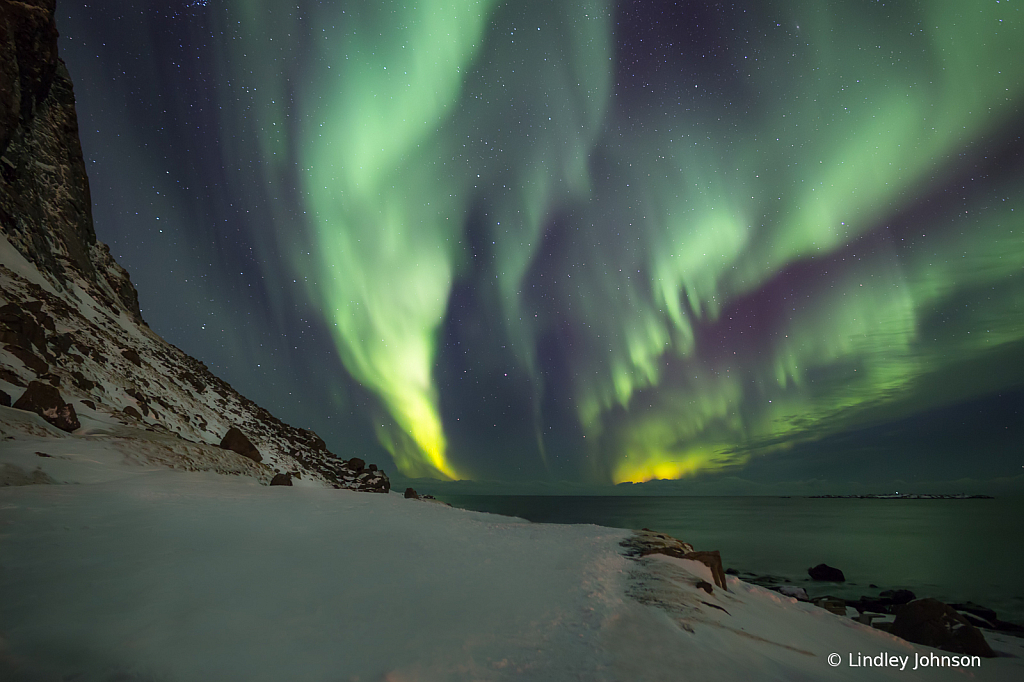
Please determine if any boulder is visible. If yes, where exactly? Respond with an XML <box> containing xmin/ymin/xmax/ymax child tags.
<box><xmin>684</xmin><ymin>550</ymin><xmax>728</xmax><ymax>591</ymax></box>
<box><xmin>219</xmin><ymin>426</ymin><xmax>262</xmax><ymax>463</ymax></box>
<box><xmin>853</xmin><ymin>596</ymin><xmax>893</xmax><ymax>614</ymax></box>
<box><xmin>808</xmin><ymin>563</ymin><xmax>845</xmax><ymax>582</ymax></box>
<box><xmin>891</xmin><ymin>598</ymin><xmax>995</xmax><ymax>658</ymax></box>
<box><xmin>347</xmin><ymin>457</ymin><xmax>365</xmax><ymax>471</ymax></box>
<box><xmin>120</xmin><ymin>348</ymin><xmax>142</xmax><ymax>366</ymax></box>
<box><xmin>5</xmin><ymin>344</ymin><xmax>48</xmax><ymax>374</ymax></box>
<box><xmin>0</xmin><ymin>388</ymin><xmax>10</xmax><ymax>407</ymax></box>
<box><xmin>269</xmin><ymin>472</ymin><xmax>293</xmax><ymax>486</ymax></box>
<box><xmin>50</xmin><ymin>332</ymin><xmax>74</xmax><ymax>355</ymax></box>
<box><xmin>813</xmin><ymin>597</ymin><xmax>848</xmax><ymax>616</ymax></box>
<box><xmin>0</xmin><ymin>367</ymin><xmax>25</xmax><ymax>386</ymax></box>
<box><xmin>880</xmin><ymin>589</ymin><xmax>916</xmax><ymax>605</ymax></box>
<box><xmin>12</xmin><ymin>381</ymin><xmax>80</xmax><ymax>432</ymax></box>
<box><xmin>0</xmin><ymin>303</ymin><xmax>47</xmax><ymax>350</ymax></box>
<box><xmin>404</xmin><ymin>487</ymin><xmax>420</xmax><ymax>499</ymax></box>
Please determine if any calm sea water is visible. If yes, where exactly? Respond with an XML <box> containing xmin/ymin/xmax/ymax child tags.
<box><xmin>435</xmin><ymin>495</ymin><xmax>1024</xmax><ymax>624</ymax></box>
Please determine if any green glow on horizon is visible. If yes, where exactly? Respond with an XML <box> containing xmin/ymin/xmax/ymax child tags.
<box><xmin>221</xmin><ymin>0</ymin><xmax>1024</xmax><ymax>481</ymax></box>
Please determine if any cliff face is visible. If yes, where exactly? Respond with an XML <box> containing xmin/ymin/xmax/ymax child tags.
<box><xmin>0</xmin><ymin>0</ymin><xmax>140</xmax><ymax>319</ymax></box>
<box><xmin>0</xmin><ymin>0</ymin><xmax>390</xmax><ymax>493</ymax></box>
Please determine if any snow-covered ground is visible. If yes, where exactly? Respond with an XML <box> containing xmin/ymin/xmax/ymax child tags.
<box><xmin>2</xmin><ymin>417</ymin><xmax>1023</xmax><ymax>681</ymax></box>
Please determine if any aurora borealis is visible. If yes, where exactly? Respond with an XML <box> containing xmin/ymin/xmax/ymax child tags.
<box><xmin>57</xmin><ymin>1</ymin><xmax>1024</xmax><ymax>489</ymax></box>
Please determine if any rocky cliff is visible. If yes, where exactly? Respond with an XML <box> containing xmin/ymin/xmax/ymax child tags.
<box><xmin>0</xmin><ymin>0</ymin><xmax>390</xmax><ymax>493</ymax></box>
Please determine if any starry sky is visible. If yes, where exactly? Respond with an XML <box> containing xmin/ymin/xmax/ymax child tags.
<box><xmin>56</xmin><ymin>0</ymin><xmax>1024</xmax><ymax>492</ymax></box>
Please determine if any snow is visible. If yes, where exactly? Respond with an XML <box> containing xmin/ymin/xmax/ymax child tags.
<box><xmin>0</xmin><ymin>234</ymin><xmax>59</xmax><ymax>296</ymax></box>
<box><xmin>2</xmin><ymin>434</ymin><xmax>1023</xmax><ymax>681</ymax></box>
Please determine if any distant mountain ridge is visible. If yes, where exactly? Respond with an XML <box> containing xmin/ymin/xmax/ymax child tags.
<box><xmin>0</xmin><ymin>0</ymin><xmax>389</xmax><ymax>493</ymax></box>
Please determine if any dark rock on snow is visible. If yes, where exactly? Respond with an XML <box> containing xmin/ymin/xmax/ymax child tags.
<box><xmin>852</xmin><ymin>596</ymin><xmax>894</xmax><ymax>614</ymax></box>
<box><xmin>808</xmin><ymin>563</ymin><xmax>846</xmax><ymax>582</ymax></box>
<box><xmin>12</xmin><ymin>380</ymin><xmax>79</xmax><ymax>431</ymax></box>
<box><xmin>404</xmin><ymin>487</ymin><xmax>419</xmax><ymax>499</ymax></box>
<box><xmin>219</xmin><ymin>426</ymin><xmax>262</xmax><ymax>463</ymax></box>
<box><xmin>0</xmin><ymin>366</ymin><xmax>25</xmax><ymax>386</ymax></box>
<box><xmin>891</xmin><ymin>598</ymin><xmax>995</xmax><ymax>658</ymax></box>
<box><xmin>120</xmin><ymin>348</ymin><xmax>142</xmax><ymax>366</ymax></box>
<box><xmin>269</xmin><ymin>472</ymin><xmax>293</xmax><ymax>486</ymax></box>
<box><xmin>347</xmin><ymin>457</ymin><xmax>365</xmax><ymax>471</ymax></box>
<box><xmin>684</xmin><ymin>550</ymin><xmax>728</xmax><ymax>591</ymax></box>
<box><xmin>0</xmin><ymin>388</ymin><xmax>10</xmax><ymax>406</ymax></box>
<box><xmin>5</xmin><ymin>343</ymin><xmax>48</xmax><ymax>373</ymax></box>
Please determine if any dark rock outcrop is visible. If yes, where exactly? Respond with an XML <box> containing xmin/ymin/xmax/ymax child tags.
<box><xmin>890</xmin><ymin>598</ymin><xmax>995</xmax><ymax>658</ymax></box>
<box><xmin>12</xmin><ymin>379</ymin><xmax>78</xmax><ymax>431</ymax></box>
<box><xmin>404</xmin><ymin>487</ymin><xmax>419</xmax><ymax>499</ymax></box>
<box><xmin>683</xmin><ymin>550</ymin><xmax>728</xmax><ymax>591</ymax></box>
<box><xmin>0</xmin><ymin>0</ymin><xmax>143</xmax><ymax>322</ymax></box>
<box><xmin>269</xmin><ymin>472</ymin><xmax>293</xmax><ymax>486</ymax></box>
<box><xmin>219</xmin><ymin>426</ymin><xmax>262</xmax><ymax>463</ymax></box>
<box><xmin>849</xmin><ymin>589</ymin><xmax>917</xmax><ymax>615</ymax></box>
<box><xmin>0</xmin><ymin>387</ymin><xmax>10</xmax><ymax>406</ymax></box>
<box><xmin>808</xmin><ymin>563</ymin><xmax>845</xmax><ymax>582</ymax></box>
<box><xmin>879</xmin><ymin>589</ymin><xmax>915</xmax><ymax>605</ymax></box>
<box><xmin>620</xmin><ymin>528</ymin><xmax>694</xmax><ymax>559</ymax></box>
<box><xmin>620</xmin><ymin>529</ymin><xmax>728</xmax><ymax>590</ymax></box>
<box><xmin>5</xmin><ymin>343</ymin><xmax>47</xmax><ymax>373</ymax></box>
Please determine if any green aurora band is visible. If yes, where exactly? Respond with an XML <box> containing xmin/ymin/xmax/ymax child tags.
<box><xmin>215</xmin><ymin>0</ymin><xmax>1024</xmax><ymax>482</ymax></box>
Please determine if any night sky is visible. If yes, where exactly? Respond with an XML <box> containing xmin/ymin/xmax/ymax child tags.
<box><xmin>55</xmin><ymin>1</ymin><xmax>1024</xmax><ymax>491</ymax></box>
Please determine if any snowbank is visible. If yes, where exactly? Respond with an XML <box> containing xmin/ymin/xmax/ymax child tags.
<box><xmin>2</xmin><ymin>432</ymin><xmax>1023</xmax><ymax>680</ymax></box>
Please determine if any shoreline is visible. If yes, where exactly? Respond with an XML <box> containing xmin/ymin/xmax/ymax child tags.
<box><xmin>433</xmin><ymin>493</ymin><xmax>1024</xmax><ymax>636</ymax></box>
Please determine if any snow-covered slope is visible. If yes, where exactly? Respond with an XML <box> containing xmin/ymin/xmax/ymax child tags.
<box><xmin>0</xmin><ymin>0</ymin><xmax>388</xmax><ymax>492</ymax></box>
<box><xmin>0</xmin><ymin>239</ymin><xmax>389</xmax><ymax>491</ymax></box>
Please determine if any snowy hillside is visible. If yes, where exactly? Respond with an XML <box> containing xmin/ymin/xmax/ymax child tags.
<box><xmin>0</xmin><ymin>0</ymin><xmax>387</xmax><ymax>492</ymax></box>
<box><xmin>0</xmin><ymin>233</ymin><xmax>388</xmax><ymax>491</ymax></box>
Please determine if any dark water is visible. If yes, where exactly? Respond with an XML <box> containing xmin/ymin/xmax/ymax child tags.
<box><xmin>436</xmin><ymin>495</ymin><xmax>1024</xmax><ymax>624</ymax></box>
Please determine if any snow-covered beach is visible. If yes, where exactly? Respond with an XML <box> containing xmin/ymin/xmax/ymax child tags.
<box><xmin>3</xmin><ymin>415</ymin><xmax>1023</xmax><ymax>681</ymax></box>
